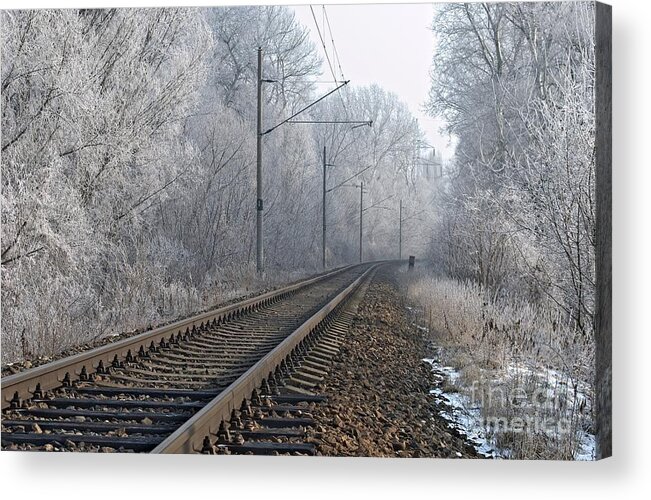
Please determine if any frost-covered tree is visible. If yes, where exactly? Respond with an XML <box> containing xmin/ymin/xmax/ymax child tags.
<box><xmin>1</xmin><ymin>8</ymin><xmax>211</xmax><ymax>360</ymax></box>
<box><xmin>427</xmin><ymin>2</ymin><xmax>596</xmax><ymax>334</ymax></box>
<box><xmin>305</xmin><ymin>84</ymin><xmax>433</xmax><ymax>265</ymax></box>
<box><xmin>1</xmin><ymin>6</ymin><xmax>432</xmax><ymax>364</ymax></box>
<box><xmin>207</xmin><ymin>5</ymin><xmax>321</xmax><ymax>116</ymax></box>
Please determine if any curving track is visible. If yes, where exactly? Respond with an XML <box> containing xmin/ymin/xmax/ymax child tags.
<box><xmin>1</xmin><ymin>263</ymin><xmax>377</xmax><ymax>453</ymax></box>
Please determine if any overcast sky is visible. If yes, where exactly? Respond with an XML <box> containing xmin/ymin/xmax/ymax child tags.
<box><xmin>291</xmin><ymin>3</ymin><xmax>454</xmax><ymax>159</ymax></box>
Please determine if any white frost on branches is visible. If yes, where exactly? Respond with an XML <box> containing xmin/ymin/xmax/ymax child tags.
<box><xmin>1</xmin><ymin>7</ymin><xmax>432</xmax><ymax>362</ymax></box>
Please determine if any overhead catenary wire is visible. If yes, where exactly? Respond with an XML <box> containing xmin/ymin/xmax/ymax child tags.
<box><xmin>262</xmin><ymin>80</ymin><xmax>349</xmax><ymax>135</ymax></box>
<box><xmin>362</xmin><ymin>194</ymin><xmax>395</xmax><ymax>213</ymax></box>
<box><xmin>330</xmin><ymin>197</ymin><xmax>394</xmax><ymax>228</ymax></box>
<box><xmin>326</xmin><ymin>164</ymin><xmax>374</xmax><ymax>193</ymax></box>
<box><xmin>323</xmin><ymin>5</ymin><xmax>350</xmax><ymax>116</ymax></box>
<box><xmin>308</xmin><ymin>5</ymin><xmax>349</xmax><ymax>117</ymax></box>
<box><xmin>323</xmin><ymin>6</ymin><xmax>346</xmax><ymax>82</ymax></box>
<box><xmin>288</xmin><ymin>120</ymin><xmax>371</xmax><ymax>125</ymax></box>
<box><xmin>310</xmin><ymin>5</ymin><xmax>338</xmax><ymax>84</ymax></box>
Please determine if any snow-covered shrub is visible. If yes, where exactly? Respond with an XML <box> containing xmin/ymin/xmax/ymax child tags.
<box><xmin>407</xmin><ymin>271</ymin><xmax>594</xmax><ymax>459</ymax></box>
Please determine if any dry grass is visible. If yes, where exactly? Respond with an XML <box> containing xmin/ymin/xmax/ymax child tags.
<box><xmin>405</xmin><ymin>271</ymin><xmax>595</xmax><ymax>460</ymax></box>
<box><xmin>1</xmin><ymin>261</ymin><xmax>313</xmax><ymax>365</ymax></box>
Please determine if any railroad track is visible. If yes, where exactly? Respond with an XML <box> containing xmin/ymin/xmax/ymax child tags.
<box><xmin>1</xmin><ymin>263</ymin><xmax>378</xmax><ymax>454</ymax></box>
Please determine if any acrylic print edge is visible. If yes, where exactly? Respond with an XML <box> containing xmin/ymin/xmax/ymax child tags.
<box><xmin>595</xmin><ymin>0</ymin><xmax>612</xmax><ymax>460</ymax></box>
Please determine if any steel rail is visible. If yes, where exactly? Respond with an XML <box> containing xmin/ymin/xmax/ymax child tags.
<box><xmin>1</xmin><ymin>264</ymin><xmax>360</xmax><ymax>409</ymax></box>
<box><xmin>151</xmin><ymin>264</ymin><xmax>378</xmax><ymax>454</ymax></box>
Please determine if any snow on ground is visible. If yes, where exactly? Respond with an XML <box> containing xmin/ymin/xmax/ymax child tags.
<box><xmin>424</xmin><ymin>356</ymin><xmax>504</xmax><ymax>458</ymax></box>
<box><xmin>423</xmin><ymin>346</ymin><xmax>596</xmax><ymax>460</ymax></box>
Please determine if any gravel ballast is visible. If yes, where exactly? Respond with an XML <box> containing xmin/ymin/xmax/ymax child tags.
<box><xmin>308</xmin><ymin>265</ymin><xmax>481</xmax><ymax>458</ymax></box>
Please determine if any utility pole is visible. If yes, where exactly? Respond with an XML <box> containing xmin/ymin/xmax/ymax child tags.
<box><xmin>254</xmin><ymin>61</ymin><xmax>351</xmax><ymax>274</ymax></box>
<box><xmin>359</xmin><ymin>181</ymin><xmax>363</xmax><ymax>263</ymax></box>
<box><xmin>296</xmin><ymin>124</ymin><xmax>371</xmax><ymax>270</ymax></box>
<box><xmin>399</xmin><ymin>199</ymin><xmax>402</xmax><ymax>260</ymax></box>
<box><xmin>322</xmin><ymin>146</ymin><xmax>327</xmax><ymax>270</ymax></box>
<box><xmin>256</xmin><ymin>47</ymin><xmax>263</xmax><ymax>274</ymax></box>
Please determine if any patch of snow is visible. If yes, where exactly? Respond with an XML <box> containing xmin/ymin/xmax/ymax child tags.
<box><xmin>423</xmin><ymin>357</ymin><xmax>503</xmax><ymax>459</ymax></box>
<box><xmin>575</xmin><ymin>431</ymin><xmax>596</xmax><ymax>461</ymax></box>
<box><xmin>504</xmin><ymin>363</ymin><xmax>595</xmax><ymax>460</ymax></box>
<box><xmin>423</xmin><ymin>350</ymin><xmax>596</xmax><ymax>461</ymax></box>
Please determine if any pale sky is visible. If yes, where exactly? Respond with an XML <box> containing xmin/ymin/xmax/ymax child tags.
<box><xmin>291</xmin><ymin>2</ymin><xmax>455</xmax><ymax>159</ymax></box>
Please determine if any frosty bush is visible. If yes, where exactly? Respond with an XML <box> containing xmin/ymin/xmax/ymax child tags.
<box><xmin>408</xmin><ymin>272</ymin><xmax>594</xmax><ymax>459</ymax></box>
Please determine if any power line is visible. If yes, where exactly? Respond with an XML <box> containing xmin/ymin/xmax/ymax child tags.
<box><xmin>309</xmin><ymin>5</ymin><xmax>349</xmax><ymax>117</ymax></box>
<box><xmin>326</xmin><ymin>164</ymin><xmax>374</xmax><ymax>193</ymax></box>
<box><xmin>323</xmin><ymin>6</ymin><xmax>346</xmax><ymax>82</ymax></box>
<box><xmin>310</xmin><ymin>5</ymin><xmax>338</xmax><ymax>84</ymax></box>
<box><xmin>363</xmin><ymin>194</ymin><xmax>395</xmax><ymax>213</ymax></box>
<box><xmin>323</xmin><ymin>5</ymin><xmax>349</xmax><ymax>116</ymax></box>
<box><xmin>288</xmin><ymin>120</ymin><xmax>371</xmax><ymax>125</ymax></box>
<box><xmin>262</xmin><ymin>80</ymin><xmax>349</xmax><ymax>136</ymax></box>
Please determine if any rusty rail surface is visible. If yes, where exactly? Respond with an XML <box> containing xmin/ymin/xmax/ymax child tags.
<box><xmin>1</xmin><ymin>264</ymin><xmax>360</xmax><ymax>410</ymax></box>
<box><xmin>151</xmin><ymin>264</ymin><xmax>377</xmax><ymax>453</ymax></box>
